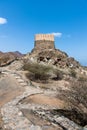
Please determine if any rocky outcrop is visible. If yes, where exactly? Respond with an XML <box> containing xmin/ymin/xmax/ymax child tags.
<box><xmin>0</xmin><ymin>51</ymin><xmax>23</xmax><ymax>67</ymax></box>
<box><xmin>25</xmin><ymin>48</ymin><xmax>80</xmax><ymax>69</ymax></box>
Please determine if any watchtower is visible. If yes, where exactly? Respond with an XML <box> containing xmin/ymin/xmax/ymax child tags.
<box><xmin>34</xmin><ymin>34</ymin><xmax>55</xmax><ymax>50</ymax></box>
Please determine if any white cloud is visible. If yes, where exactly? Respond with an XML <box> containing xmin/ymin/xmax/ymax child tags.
<box><xmin>0</xmin><ymin>17</ymin><xmax>7</xmax><ymax>24</ymax></box>
<box><xmin>51</xmin><ymin>32</ymin><xmax>62</xmax><ymax>38</ymax></box>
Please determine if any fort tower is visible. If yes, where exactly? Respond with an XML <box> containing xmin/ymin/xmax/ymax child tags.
<box><xmin>34</xmin><ymin>34</ymin><xmax>55</xmax><ymax>51</ymax></box>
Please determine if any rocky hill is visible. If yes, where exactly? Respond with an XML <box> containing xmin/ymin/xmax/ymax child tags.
<box><xmin>25</xmin><ymin>48</ymin><xmax>81</xmax><ymax>71</ymax></box>
<box><xmin>0</xmin><ymin>37</ymin><xmax>87</xmax><ymax>129</ymax></box>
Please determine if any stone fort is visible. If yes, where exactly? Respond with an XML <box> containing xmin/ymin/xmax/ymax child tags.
<box><xmin>34</xmin><ymin>34</ymin><xmax>55</xmax><ymax>50</ymax></box>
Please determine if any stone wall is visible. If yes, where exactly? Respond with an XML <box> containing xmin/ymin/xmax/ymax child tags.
<box><xmin>34</xmin><ymin>34</ymin><xmax>55</xmax><ymax>51</ymax></box>
<box><xmin>34</xmin><ymin>40</ymin><xmax>55</xmax><ymax>50</ymax></box>
<box><xmin>35</xmin><ymin>34</ymin><xmax>54</xmax><ymax>41</ymax></box>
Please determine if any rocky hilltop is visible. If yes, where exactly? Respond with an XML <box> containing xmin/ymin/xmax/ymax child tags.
<box><xmin>0</xmin><ymin>35</ymin><xmax>87</xmax><ymax>130</ymax></box>
<box><xmin>25</xmin><ymin>34</ymin><xmax>81</xmax><ymax>70</ymax></box>
<box><xmin>27</xmin><ymin>48</ymin><xmax>80</xmax><ymax>69</ymax></box>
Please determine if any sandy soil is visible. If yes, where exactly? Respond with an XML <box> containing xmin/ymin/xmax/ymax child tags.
<box><xmin>21</xmin><ymin>93</ymin><xmax>67</xmax><ymax>109</ymax></box>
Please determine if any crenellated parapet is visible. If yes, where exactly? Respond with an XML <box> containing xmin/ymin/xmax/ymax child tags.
<box><xmin>35</xmin><ymin>34</ymin><xmax>54</xmax><ymax>41</ymax></box>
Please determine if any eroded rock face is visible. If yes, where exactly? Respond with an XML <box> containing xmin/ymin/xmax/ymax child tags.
<box><xmin>0</xmin><ymin>51</ymin><xmax>23</xmax><ymax>67</ymax></box>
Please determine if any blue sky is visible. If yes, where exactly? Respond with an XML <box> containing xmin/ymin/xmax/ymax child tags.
<box><xmin>0</xmin><ymin>0</ymin><xmax>87</xmax><ymax>65</ymax></box>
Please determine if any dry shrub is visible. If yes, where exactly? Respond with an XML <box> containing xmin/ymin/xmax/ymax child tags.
<box><xmin>57</xmin><ymin>80</ymin><xmax>87</xmax><ymax>108</ymax></box>
<box><xmin>78</xmin><ymin>75</ymin><xmax>87</xmax><ymax>81</ymax></box>
<box><xmin>70</xmin><ymin>81</ymin><xmax>87</xmax><ymax>107</ymax></box>
<box><xmin>69</xmin><ymin>69</ymin><xmax>77</xmax><ymax>78</ymax></box>
<box><xmin>23</xmin><ymin>62</ymin><xmax>51</xmax><ymax>82</ymax></box>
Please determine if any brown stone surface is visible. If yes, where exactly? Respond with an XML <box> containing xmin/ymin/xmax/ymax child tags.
<box><xmin>34</xmin><ymin>41</ymin><xmax>55</xmax><ymax>51</ymax></box>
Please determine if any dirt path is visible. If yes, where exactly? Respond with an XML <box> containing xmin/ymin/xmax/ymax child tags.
<box><xmin>0</xmin><ymin>74</ymin><xmax>25</xmax><ymax>129</ymax></box>
<box><xmin>0</xmin><ymin>70</ymin><xmax>43</xmax><ymax>130</ymax></box>
<box><xmin>0</xmin><ymin>75</ymin><xmax>24</xmax><ymax>107</ymax></box>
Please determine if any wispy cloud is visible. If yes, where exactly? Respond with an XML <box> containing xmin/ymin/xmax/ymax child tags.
<box><xmin>51</xmin><ymin>32</ymin><xmax>62</xmax><ymax>38</ymax></box>
<box><xmin>0</xmin><ymin>17</ymin><xmax>7</xmax><ymax>24</ymax></box>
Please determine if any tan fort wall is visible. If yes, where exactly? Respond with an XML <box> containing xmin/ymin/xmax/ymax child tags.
<box><xmin>34</xmin><ymin>34</ymin><xmax>55</xmax><ymax>51</ymax></box>
<box><xmin>35</xmin><ymin>34</ymin><xmax>54</xmax><ymax>41</ymax></box>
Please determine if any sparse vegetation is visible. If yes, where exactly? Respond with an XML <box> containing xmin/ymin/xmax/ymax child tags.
<box><xmin>57</xmin><ymin>80</ymin><xmax>87</xmax><ymax>108</ymax></box>
<box><xmin>70</xmin><ymin>81</ymin><xmax>87</xmax><ymax>107</ymax></box>
<box><xmin>23</xmin><ymin>62</ymin><xmax>51</xmax><ymax>82</ymax></box>
<box><xmin>56</xmin><ymin>79</ymin><xmax>87</xmax><ymax>126</ymax></box>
